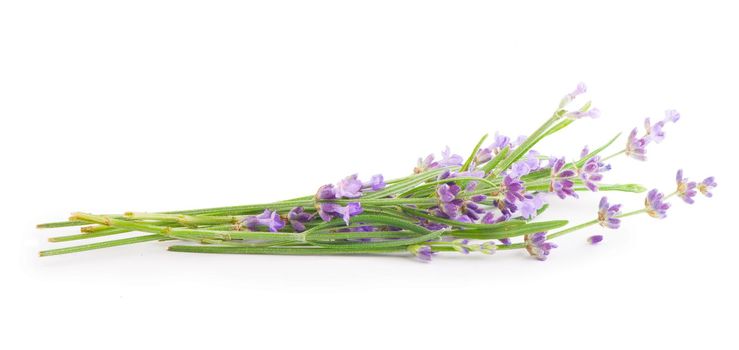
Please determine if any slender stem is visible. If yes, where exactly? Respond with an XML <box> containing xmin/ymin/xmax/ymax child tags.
<box><xmin>546</xmin><ymin>208</ymin><xmax>648</xmax><ymax>241</ymax></box>
<box><xmin>602</xmin><ymin>149</ymin><xmax>626</xmax><ymax>162</ymax></box>
<box><xmin>40</xmin><ymin>235</ymin><xmax>168</xmax><ymax>257</ymax></box>
<box><xmin>547</xmin><ymin>219</ymin><xmax>599</xmax><ymax>240</ymax></box>
<box><xmin>616</xmin><ymin>208</ymin><xmax>647</xmax><ymax>218</ymax></box>
<box><xmin>168</xmin><ymin>245</ymin><xmax>407</xmax><ymax>255</ymax></box>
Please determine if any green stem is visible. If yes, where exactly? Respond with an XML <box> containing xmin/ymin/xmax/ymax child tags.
<box><xmin>40</xmin><ymin>235</ymin><xmax>168</xmax><ymax>257</ymax></box>
<box><xmin>168</xmin><ymin>245</ymin><xmax>407</xmax><ymax>255</ymax></box>
<box><xmin>547</xmin><ymin>219</ymin><xmax>598</xmax><ymax>240</ymax></box>
<box><xmin>602</xmin><ymin>149</ymin><xmax>626</xmax><ymax>162</ymax></box>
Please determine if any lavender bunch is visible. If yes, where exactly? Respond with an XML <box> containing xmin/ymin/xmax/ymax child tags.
<box><xmin>37</xmin><ymin>84</ymin><xmax>716</xmax><ymax>262</ymax></box>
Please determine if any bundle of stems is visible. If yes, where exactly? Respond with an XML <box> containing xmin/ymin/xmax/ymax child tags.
<box><xmin>37</xmin><ymin>84</ymin><xmax>716</xmax><ymax>261</ymax></box>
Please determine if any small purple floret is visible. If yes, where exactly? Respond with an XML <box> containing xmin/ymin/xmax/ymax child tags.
<box><xmin>525</xmin><ymin>232</ymin><xmax>558</xmax><ymax>261</ymax></box>
<box><xmin>364</xmin><ymin>174</ymin><xmax>386</xmax><ymax>191</ymax></box>
<box><xmin>565</xmin><ymin>108</ymin><xmax>601</xmax><ymax>119</ymax></box>
<box><xmin>588</xmin><ymin>235</ymin><xmax>604</xmax><ymax>245</ymax></box>
<box><xmin>676</xmin><ymin>169</ymin><xmax>698</xmax><ymax>204</ymax></box>
<box><xmin>439</xmin><ymin>146</ymin><xmax>464</xmax><ymax>167</ymax></box>
<box><xmin>626</xmin><ymin>128</ymin><xmax>649</xmax><ymax>161</ymax></box>
<box><xmin>579</xmin><ymin>156</ymin><xmax>610</xmax><ymax>191</ymax></box>
<box><xmin>597</xmin><ymin>196</ymin><xmax>621</xmax><ymax>229</ymax></box>
<box><xmin>287</xmin><ymin>207</ymin><xmax>312</xmax><ymax>232</ymax></box>
<box><xmin>698</xmin><ymin>177</ymin><xmax>717</xmax><ymax>198</ymax></box>
<box><xmin>549</xmin><ymin>157</ymin><xmax>578</xmax><ymax>199</ymax></box>
<box><xmin>560</xmin><ymin>82</ymin><xmax>587</xmax><ymax>107</ymax></box>
<box><xmin>519</xmin><ymin>193</ymin><xmax>546</xmax><ymax>219</ymax></box>
<box><xmin>335</xmin><ymin>174</ymin><xmax>363</xmax><ymax>198</ymax></box>
<box><xmin>412</xmin><ymin>245</ymin><xmax>435</xmax><ymax>262</ymax></box>
<box><xmin>645</xmin><ymin>189</ymin><xmax>670</xmax><ymax>219</ymax></box>
<box><xmin>243</xmin><ymin>209</ymin><xmax>285</xmax><ymax>232</ymax></box>
<box><xmin>314</xmin><ymin>184</ymin><xmax>363</xmax><ymax>224</ymax></box>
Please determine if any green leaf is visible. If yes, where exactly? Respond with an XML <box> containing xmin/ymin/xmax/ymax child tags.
<box><xmin>575</xmin><ymin>132</ymin><xmax>622</xmax><ymax>168</ymax></box>
<box><xmin>481</xmin><ymin>145</ymin><xmax>509</xmax><ymax>172</ymax></box>
<box><xmin>461</xmin><ymin>133</ymin><xmax>488</xmax><ymax>172</ymax></box>
<box><xmin>448</xmin><ymin>220</ymin><xmax>569</xmax><ymax>239</ymax></box>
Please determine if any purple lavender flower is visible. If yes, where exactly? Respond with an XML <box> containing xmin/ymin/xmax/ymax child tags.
<box><xmin>316</xmin><ymin>184</ymin><xmax>336</xmax><ymax>200</ymax></box>
<box><xmin>493</xmin><ymin>197</ymin><xmax>518</xmax><ymax>217</ymax></box>
<box><xmin>475</xmin><ymin>147</ymin><xmax>493</xmax><ymax>164</ymax></box>
<box><xmin>434</xmin><ymin>182</ymin><xmax>487</xmax><ymax>222</ymax></box>
<box><xmin>501</xmin><ymin>175</ymin><xmax>526</xmax><ymax>203</ymax></box>
<box><xmin>418</xmin><ymin>217</ymin><xmax>448</xmax><ymax>231</ymax></box>
<box><xmin>410</xmin><ymin>245</ymin><xmax>435</xmax><ymax>262</ymax></box>
<box><xmin>363</xmin><ymin>174</ymin><xmax>386</xmax><ymax>191</ymax></box>
<box><xmin>436</xmin><ymin>183</ymin><xmax>460</xmax><ymax>203</ymax></box>
<box><xmin>481</xmin><ymin>212</ymin><xmax>509</xmax><ymax>225</ymax></box>
<box><xmin>664</xmin><ymin>109</ymin><xmax>681</xmax><ymax>123</ymax></box>
<box><xmin>334</xmin><ymin>174</ymin><xmax>363</xmax><ymax>198</ymax></box>
<box><xmin>549</xmin><ymin>157</ymin><xmax>578</xmax><ymax>199</ymax></box>
<box><xmin>698</xmin><ymin>177</ymin><xmax>717</xmax><ymax>198</ymax></box>
<box><xmin>243</xmin><ymin>209</ymin><xmax>285</xmax><ymax>232</ymax></box>
<box><xmin>676</xmin><ymin>169</ymin><xmax>698</xmax><ymax>204</ymax></box>
<box><xmin>645</xmin><ymin>110</ymin><xmax>681</xmax><ymax>144</ymax></box>
<box><xmin>579</xmin><ymin>156</ymin><xmax>610</xmax><ymax>191</ymax></box>
<box><xmin>481</xmin><ymin>213</ymin><xmax>512</xmax><ymax>245</ymax></box>
<box><xmin>477</xmin><ymin>132</ymin><xmax>514</xmax><ymax>163</ymax></box>
<box><xmin>519</xmin><ymin>193</ymin><xmax>546</xmax><ymax>219</ymax></box>
<box><xmin>451</xmin><ymin>166</ymin><xmax>486</xmax><ymax>179</ymax></box>
<box><xmin>314</xmin><ymin>184</ymin><xmax>363</xmax><ymax>224</ymax></box>
<box><xmin>588</xmin><ymin>235</ymin><xmax>604</xmax><ymax>244</ymax></box>
<box><xmin>491</xmin><ymin>132</ymin><xmax>511</xmax><ymax>152</ymax></box>
<box><xmin>318</xmin><ymin>202</ymin><xmax>363</xmax><ymax>225</ymax></box>
<box><xmin>287</xmin><ymin>207</ymin><xmax>312</xmax><ymax>232</ymax></box>
<box><xmin>508</xmin><ymin>150</ymin><xmax>541</xmax><ymax>178</ymax></box>
<box><xmin>560</xmin><ymin>82</ymin><xmax>587</xmax><ymax>107</ymax></box>
<box><xmin>414</xmin><ymin>154</ymin><xmax>439</xmax><ymax>174</ymax></box>
<box><xmin>645</xmin><ymin>189</ymin><xmax>670</xmax><ymax>219</ymax></box>
<box><xmin>625</xmin><ymin>128</ymin><xmax>649</xmax><ymax>161</ymax></box>
<box><xmin>435</xmin><ymin>183</ymin><xmax>464</xmax><ymax>219</ymax></box>
<box><xmin>525</xmin><ymin>232</ymin><xmax>558</xmax><ymax>261</ymax></box>
<box><xmin>580</xmin><ymin>146</ymin><xmax>590</xmax><ymax>159</ymax></box>
<box><xmin>439</xmin><ymin>146</ymin><xmax>464</xmax><ymax>167</ymax></box>
<box><xmin>644</xmin><ymin>118</ymin><xmax>666</xmax><ymax>143</ymax></box>
<box><xmin>565</xmin><ymin>108</ymin><xmax>601</xmax><ymax>119</ymax></box>
<box><xmin>597</xmin><ymin>197</ymin><xmax>621</xmax><ymax>229</ymax></box>
<box><xmin>511</xmin><ymin>135</ymin><xmax>528</xmax><ymax>149</ymax></box>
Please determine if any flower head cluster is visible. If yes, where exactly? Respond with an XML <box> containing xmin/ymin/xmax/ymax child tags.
<box><xmin>509</xmin><ymin>150</ymin><xmax>541</xmax><ymax>178</ymax></box>
<box><xmin>579</xmin><ymin>156</ymin><xmax>610</xmax><ymax>191</ymax></box>
<box><xmin>476</xmin><ymin>132</ymin><xmax>513</xmax><ymax>163</ymax></box>
<box><xmin>698</xmin><ymin>177</ymin><xmax>717</xmax><ymax>198</ymax></box>
<box><xmin>559</xmin><ymin>82</ymin><xmax>588</xmax><ymax>108</ymax></box>
<box><xmin>334</xmin><ymin>174</ymin><xmax>386</xmax><ymax>198</ymax></box>
<box><xmin>597</xmin><ymin>197</ymin><xmax>621</xmax><ymax>229</ymax></box>
<box><xmin>434</xmin><ymin>182</ymin><xmax>487</xmax><ymax>223</ymax></box>
<box><xmin>409</xmin><ymin>245</ymin><xmax>435</xmax><ymax>262</ymax></box>
<box><xmin>675</xmin><ymin>169</ymin><xmax>698</xmax><ymax>204</ymax></box>
<box><xmin>626</xmin><ymin>110</ymin><xmax>681</xmax><ymax>161</ymax></box>
<box><xmin>242</xmin><ymin>209</ymin><xmax>285</xmax><ymax>232</ymax></box>
<box><xmin>414</xmin><ymin>147</ymin><xmax>464</xmax><ymax>173</ymax></box>
<box><xmin>644</xmin><ymin>189</ymin><xmax>670</xmax><ymax>219</ymax></box>
<box><xmin>565</xmin><ymin>108</ymin><xmax>601</xmax><ymax>120</ymax></box>
<box><xmin>287</xmin><ymin>207</ymin><xmax>312</xmax><ymax>232</ymax></box>
<box><xmin>549</xmin><ymin>157</ymin><xmax>578</xmax><ymax>199</ymax></box>
<box><xmin>525</xmin><ymin>232</ymin><xmax>558</xmax><ymax>261</ymax></box>
<box><xmin>314</xmin><ymin>184</ymin><xmax>363</xmax><ymax>225</ymax></box>
<box><xmin>313</xmin><ymin>173</ymin><xmax>386</xmax><ymax>225</ymax></box>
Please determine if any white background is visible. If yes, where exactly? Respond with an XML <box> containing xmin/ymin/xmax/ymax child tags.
<box><xmin>1</xmin><ymin>1</ymin><xmax>736</xmax><ymax>349</ymax></box>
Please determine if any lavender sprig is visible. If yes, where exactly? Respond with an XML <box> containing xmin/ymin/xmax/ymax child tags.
<box><xmin>37</xmin><ymin>83</ymin><xmax>717</xmax><ymax>263</ymax></box>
